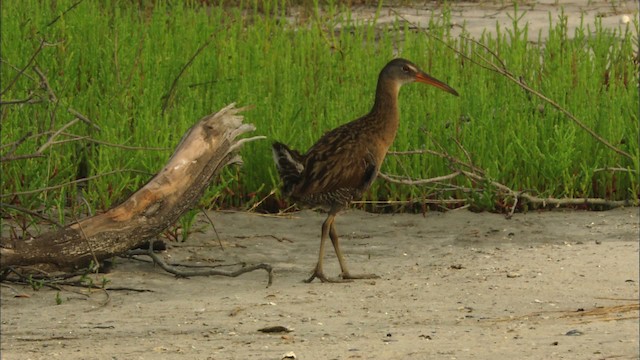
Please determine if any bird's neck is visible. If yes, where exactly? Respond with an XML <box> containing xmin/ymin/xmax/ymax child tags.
<box><xmin>367</xmin><ymin>77</ymin><xmax>401</xmax><ymax>148</ymax></box>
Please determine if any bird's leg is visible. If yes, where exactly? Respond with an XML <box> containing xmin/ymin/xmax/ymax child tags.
<box><xmin>304</xmin><ymin>213</ymin><xmax>335</xmax><ymax>283</ymax></box>
<box><xmin>329</xmin><ymin>222</ymin><xmax>379</xmax><ymax>280</ymax></box>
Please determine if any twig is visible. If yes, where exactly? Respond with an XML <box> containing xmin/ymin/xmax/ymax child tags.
<box><xmin>247</xmin><ymin>188</ymin><xmax>276</xmax><ymax>212</ymax></box>
<box><xmin>0</xmin><ymin>131</ymin><xmax>32</xmax><ymax>156</ymax></box>
<box><xmin>391</xmin><ymin>10</ymin><xmax>632</xmax><ymax>160</ymax></box>
<box><xmin>45</xmin><ymin>0</ymin><xmax>84</xmax><ymax>28</ymax></box>
<box><xmin>0</xmin><ymin>203</ymin><xmax>64</xmax><ymax>229</ymax></box>
<box><xmin>37</xmin><ymin>118</ymin><xmax>80</xmax><ymax>153</ymax></box>
<box><xmin>0</xmin><ymin>154</ymin><xmax>46</xmax><ymax>162</ymax></box>
<box><xmin>0</xmin><ymin>130</ymin><xmax>169</xmax><ymax>152</ymax></box>
<box><xmin>0</xmin><ymin>95</ymin><xmax>43</xmax><ymax>105</ymax></box>
<box><xmin>388</xmin><ymin>149</ymin><xmax>442</xmax><ymax>156</ymax></box>
<box><xmin>137</xmin><ymin>242</ymin><xmax>273</xmax><ymax>287</ymax></box>
<box><xmin>33</xmin><ymin>65</ymin><xmax>58</xmax><ymax>102</ymax></box>
<box><xmin>352</xmin><ymin>199</ymin><xmax>466</xmax><ymax>205</ymax></box>
<box><xmin>594</xmin><ymin>167</ymin><xmax>638</xmax><ymax>173</ymax></box>
<box><xmin>0</xmin><ymin>169</ymin><xmax>152</xmax><ymax>198</ymax></box>
<box><xmin>71</xmin><ymin>212</ymin><xmax>100</xmax><ymax>274</ymax></box>
<box><xmin>1</xmin><ymin>40</ymin><xmax>45</xmax><ymax>96</ymax></box>
<box><xmin>460</xmin><ymin>169</ymin><xmax>631</xmax><ymax>209</ymax></box>
<box><xmin>387</xmin><ymin>140</ymin><xmax>633</xmax><ymax>212</ymax></box>
<box><xmin>161</xmin><ymin>30</ymin><xmax>219</xmax><ymax>114</ymax></box>
<box><xmin>199</xmin><ymin>207</ymin><xmax>224</xmax><ymax>251</ymax></box>
<box><xmin>33</xmin><ymin>66</ymin><xmax>101</xmax><ymax>131</ymax></box>
<box><xmin>378</xmin><ymin>171</ymin><xmax>461</xmax><ymax>185</ymax></box>
<box><xmin>68</xmin><ymin>108</ymin><xmax>101</xmax><ymax>132</ymax></box>
<box><xmin>233</xmin><ymin>234</ymin><xmax>293</xmax><ymax>243</ymax></box>
<box><xmin>105</xmin><ymin>286</ymin><xmax>154</xmax><ymax>292</ymax></box>
<box><xmin>461</xmin><ymin>34</ymin><xmax>632</xmax><ymax>160</ymax></box>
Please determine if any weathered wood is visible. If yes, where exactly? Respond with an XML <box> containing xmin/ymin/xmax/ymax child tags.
<box><xmin>1</xmin><ymin>104</ymin><xmax>264</xmax><ymax>271</ymax></box>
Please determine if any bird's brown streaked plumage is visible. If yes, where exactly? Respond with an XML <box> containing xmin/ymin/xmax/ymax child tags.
<box><xmin>273</xmin><ymin>58</ymin><xmax>458</xmax><ymax>283</ymax></box>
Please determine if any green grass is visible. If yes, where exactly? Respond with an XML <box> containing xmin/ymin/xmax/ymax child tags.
<box><xmin>1</xmin><ymin>1</ymin><xmax>638</xmax><ymax>227</ymax></box>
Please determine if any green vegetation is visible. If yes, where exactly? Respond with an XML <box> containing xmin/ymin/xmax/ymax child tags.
<box><xmin>2</xmin><ymin>1</ymin><xmax>638</xmax><ymax>227</ymax></box>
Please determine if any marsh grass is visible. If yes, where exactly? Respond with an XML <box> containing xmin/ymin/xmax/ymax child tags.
<box><xmin>1</xmin><ymin>1</ymin><xmax>637</xmax><ymax>228</ymax></box>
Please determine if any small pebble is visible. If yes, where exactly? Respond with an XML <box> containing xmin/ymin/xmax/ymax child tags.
<box><xmin>281</xmin><ymin>351</ymin><xmax>296</xmax><ymax>359</ymax></box>
<box><xmin>565</xmin><ymin>329</ymin><xmax>584</xmax><ymax>336</ymax></box>
<box><xmin>258</xmin><ymin>326</ymin><xmax>293</xmax><ymax>333</ymax></box>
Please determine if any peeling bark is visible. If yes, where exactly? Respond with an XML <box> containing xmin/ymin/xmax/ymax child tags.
<box><xmin>1</xmin><ymin>104</ymin><xmax>264</xmax><ymax>271</ymax></box>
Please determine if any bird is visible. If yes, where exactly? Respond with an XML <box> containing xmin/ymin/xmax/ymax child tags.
<box><xmin>272</xmin><ymin>58</ymin><xmax>459</xmax><ymax>283</ymax></box>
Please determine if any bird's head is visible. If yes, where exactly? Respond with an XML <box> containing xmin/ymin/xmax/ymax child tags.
<box><xmin>382</xmin><ymin>58</ymin><xmax>459</xmax><ymax>96</ymax></box>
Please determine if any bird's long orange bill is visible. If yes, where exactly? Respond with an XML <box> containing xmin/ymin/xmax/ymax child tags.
<box><xmin>416</xmin><ymin>72</ymin><xmax>459</xmax><ymax>96</ymax></box>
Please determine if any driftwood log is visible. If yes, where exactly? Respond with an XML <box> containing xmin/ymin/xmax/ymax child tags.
<box><xmin>1</xmin><ymin>104</ymin><xmax>264</xmax><ymax>272</ymax></box>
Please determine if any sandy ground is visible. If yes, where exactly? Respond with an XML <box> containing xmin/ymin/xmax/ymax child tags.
<box><xmin>2</xmin><ymin>1</ymin><xmax>639</xmax><ymax>359</ymax></box>
<box><xmin>1</xmin><ymin>207</ymin><xmax>638</xmax><ymax>359</ymax></box>
<box><xmin>348</xmin><ymin>0</ymin><xmax>637</xmax><ymax>41</ymax></box>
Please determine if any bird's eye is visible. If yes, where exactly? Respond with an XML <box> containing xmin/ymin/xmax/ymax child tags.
<box><xmin>402</xmin><ymin>65</ymin><xmax>410</xmax><ymax>73</ymax></box>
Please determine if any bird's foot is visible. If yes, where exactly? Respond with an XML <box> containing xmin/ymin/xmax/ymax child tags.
<box><xmin>304</xmin><ymin>270</ymin><xmax>352</xmax><ymax>283</ymax></box>
<box><xmin>341</xmin><ymin>272</ymin><xmax>380</xmax><ymax>280</ymax></box>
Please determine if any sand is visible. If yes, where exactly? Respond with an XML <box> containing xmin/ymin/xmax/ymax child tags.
<box><xmin>1</xmin><ymin>207</ymin><xmax>638</xmax><ymax>359</ymax></box>
<box><xmin>2</xmin><ymin>1</ymin><xmax>639</xmax><ymax>359</ymax></box>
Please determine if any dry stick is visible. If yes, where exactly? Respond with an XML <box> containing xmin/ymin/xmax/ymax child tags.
<box><xmin>37</xmin><ymin>118</ymin><xmax>80</xmax><ymax>153</ymax></box>
<box><xmin>68</xmin><ymin>108</ymin><xmax>101</xmax><ymax>132</ymax></box>
<box><xmin>0</xmin><ymin>203</ymin><xmax>64</xmax><ymax>229</ymax></box>
<box><xmin>0</xmin><ymin>169</ymin><xmax>151</xmax><ymax>198</ymax></box>
<box><xmin>199</xmin><ymin>207</ymin><xmax>225</xmax><ymax>251</ymax></box>
<box><xmin>132</xmin><ymin>243</ymin><xmax>274</xmax><ymax>288</ymax></box>
<box><xmin>388</xmin><ymin>41</ymin><xmax>631</xmax><ymax>211</ymax></box>
<box><xmin>1</xmin><ymin>131</ymin><xmax>33</xmax><ymax>156</ymax></box>
<box><xmin>392</xmin><ymin>10</ymin><xmax>632</xmax><ymax>160</ymax></box>
<box><xmin>0</xmin><ymin>40</ymin><xmax>45</xmax><ymax>96</ymax></box>
<box><xmin>34</xmin><ymin>66</ymin><xmax>101</xmax><ymax>132</ymax></box>
<box><xmin>0</xmin><ymin>95</ymin><xmax>43</xmax><ymax>106</ymax></box>
<box><xmin>0</xmin><ymin>153</ymin><xmax>46</xmax><ymax>162</ymax></box>
<box><xmin>1</xmin><ymin>132</ymin><xmax>164</xmax><ymax>162</ymax></box>
<box><xmin>161</xmin><ymin>30</ymin><xmax>218</xmax><ymax>115</ymax></box>
<box><xmin>45</xmin><ymin>133</ymin><xmax>169</xmax><ymax>151</ymax></box>
<box><xmin>460</xmin><ymin>169</ymin><xmax>631</xmax><ymax>209</ymax></box>
<box><xmin>594</xmin><ymin>167</ymin><xmax>638</xmax><ymax>173</ymax></box>
<box><xmin>378</xmin><ymin>171</ymin><xmax>461</xmax><ymax>185</ymax></box>
<box><xmin>352</xmin><ymin>199</ymin><xmax>466</xmax><ymax>206</ymax></box>
<box><xmin>247</xmin><ymin>188</ymin><xmax>277</xmax><ymax>213</ymax></box>
<box><xmin>2</xmin><ymin>130</ymin><xmax>167</xmax><ymax>151</ymax></box>
<box><xmin>32</xmin><ymin>66</ymin><xmax>58</xmax><ymax>102</ymax></box>
<box><xmin>462</xmin><ymin>35</ymin><xmax>632</xmax><ymax>160</ymax></box>
<box><xmin>387</xmin><ymin>142</ymin><xmax>629</xmax><ymax>213</ymax></box>
<box><xmin>44</xmin><ymin>0</ymin><xmax>84</xmax><ymax>28</ymax></box>
<box><xmin>388</xmin><ymin>149</ymin><xmax>442</xmax><ymax>156</ymax></box>
<box><xmin>0</xmin><ymin>58</ymin><xmax>37</xmax><ymax>83</ymax></box>
<box><xmin>71</xmin><ymin>212</ymin><xmax>100</xmax><ymax>273</ymax></box>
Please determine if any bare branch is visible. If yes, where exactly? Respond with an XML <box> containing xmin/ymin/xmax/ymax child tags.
<box><xmin>128</xmin><ymin>245</ymin><xmax>273</xmax><ymax>288</ymax></box>
<box><xmin>37</xmin><ymin>118</ymin><xmax>80</xmax><ymax>153</ymax></box>
<box><xmin>69</xmin><ymin>108</ymin><xmax>101</xmax><ymax>132</ymax></box>
<box><xmin>0</xmin><ymin>95</ymin><xmax>43</xmax><ymax>106</ymax></box>
<box><xmin>1</xmin><ymin>40</ymin><xmax>45</xmax><ymax>96</ymax></box>
<box><xmin>0</xmin><ymin>169</ymin><xmax>152</xmax><ymax>198</ymax></box>
<box><xmin>378</xmin><ymin>171</ymin><xmax>461</xmax><ymax>185</ymax></box>
<box><xmin>33</xmin><ymin>66</ymin><xmax>102</xmax><ymax>132</ymax></box>
<box><xmin>45</xmin><ymin>0</ymin><xmax>84</xmax><ymax>28</ymax></box>
<box><xmin>388</xmin><ymin>149</ymin><xmax>442</xmax><ymax>156</ymax></box>
<box><xmin>391</xmin><ymin>9</ymin><xmax>632</xmax><ymax>160</ymax></box>
<box><xmin>161</xmin><ymin>29</ymin><xmax>221</xmax><ymax>114</ymax></box>
<box><xmin>1</xmin><ymin>131</ymin><xmax>33</xmax><ymax>158</ymax></box>
<box><xmin>33</xmin><ymin>65</ymin><xmax>58</xmax><ymax>103</ymax></box>
<box><xmin>0</xmin><ymin>203</ymin><xmax>64</xmax><ymax>229</ymax></box>
<box><xmin>0</xmin><ymin>153</ymin><xmax>46</xmax><ymax>162</ymax></box>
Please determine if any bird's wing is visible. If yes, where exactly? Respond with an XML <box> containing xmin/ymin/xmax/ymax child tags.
<box><xmin>296</xmin><ymin>129</ymin><xmax>378</xmax><ymax>197</ymax></box>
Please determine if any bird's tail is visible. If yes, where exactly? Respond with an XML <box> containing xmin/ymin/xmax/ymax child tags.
<box><xmin>271</xmin><ymin>142</ymin><xmax>304</xmax><ymax>196</ymax></box>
